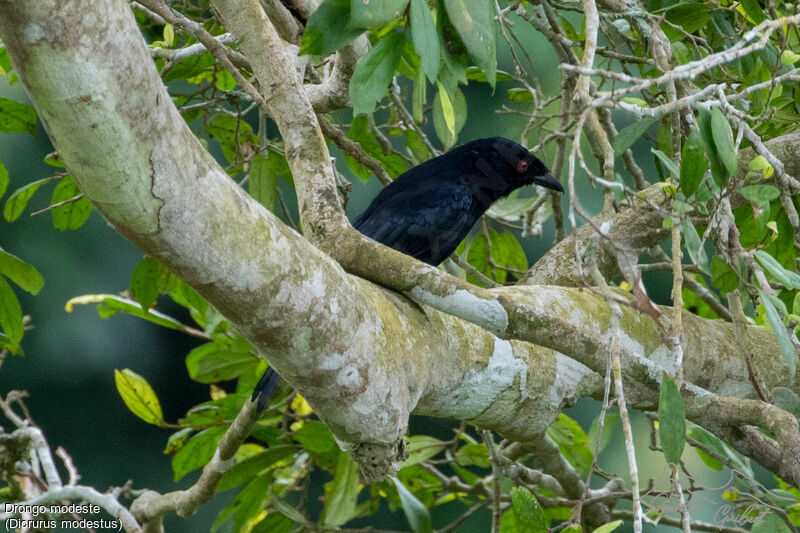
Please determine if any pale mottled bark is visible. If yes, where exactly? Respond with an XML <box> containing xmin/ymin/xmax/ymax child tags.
<box><xmin>1</xmin><ymin>0</ymin><xmax>798</xmax><ymax>489</ymax></box>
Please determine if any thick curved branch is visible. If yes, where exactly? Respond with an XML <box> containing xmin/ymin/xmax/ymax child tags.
<box><xmin>0</xmin><ymin>0</ymin><xmax>599</xmax><ymax>476</ymax></box>
<box><xmin>3</xmin><ymin>0</ymin><xmax>798</xmax><ymax>486</ymax></box>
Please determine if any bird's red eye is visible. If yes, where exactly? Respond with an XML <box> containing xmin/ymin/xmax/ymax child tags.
<box><xmin>517</xmin><ymin>160</ymin><xmax>529</xmax><ymax>172</ymax></box>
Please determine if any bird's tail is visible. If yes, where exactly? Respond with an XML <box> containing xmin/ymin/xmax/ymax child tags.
<box><xmin>251</xmin><ymin>367</ymin><xmax>281</xmax><ymax>411</ymax></box>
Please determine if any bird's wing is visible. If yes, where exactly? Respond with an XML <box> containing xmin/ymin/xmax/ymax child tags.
<box><xmin>353</xmin><ymin>181</ymin><xmax>474</xmax><ymax>265</ymax></box>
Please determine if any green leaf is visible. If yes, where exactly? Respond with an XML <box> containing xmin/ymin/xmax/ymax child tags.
<box><xmin>681</xmin><ymin>220</ymin><xmax>709</xmax><ymax>275</ymax></box>
<box><xmin>206</xmin><ymin>114</ymin><xmax>256</xmax><ymax>155</ymax></box>
<box><xmin>321</xmin><ymin>452</ymin><xmax>362</xmax><ymax>527</ymax></box>
<box><xmin>249</xmin><ymin>153</ymin><xmax>277</xmax><ymax>212</ymax></box>
<box><xmin>350</xmin><ymin>30</ymin><xmax>405</xmax><ymax>115</ymax></box>
<box><xmin>547</xmin><ymin>413</ymin><xmax>593</xmax><ymax>475</ymax></box>
<box><xmin>163</xmin><ymin>23</ymin><xmax>175</xmax><ymax>45</ymax></box>
<box><xmin>651</xmin><ymin>148</ymin><xmax>680</xmax><ymax>178</ymax></box>
<box><xmin>658</xmin><ymin>373</ymin><xmax>686</xmax><ymax>464</ymax></box>
<box><xmin>171</xmin><ymin>426</ymin><xmax>227</xmax><ymax>481</ymax></box>
<box><xmin>0</xmin><ymin>160</ymin><xmax>7</xmax><ymax>200</ymax></box>
<box><xmin>760</xmin><ymin>290</ymin><xmax>797</xmax><ymax>378</ymax></box>
<box><xmin>436</xmin><ymin>81</ymin><xmax>455</xmax><ymax>139</ymax></box>
<box><xmin>43</xmin><ymin>152</ymin><xmax>64</xmax><ymax>168</ymax></box>
<box><xmin>412</xmin><ymin>67</ymin><xmax>426</xmax><ymax>124</ymax></box>
<box><xmin>391</xmin><ymin>476</ymin><xmax>432</xmax><ymax>533</ymax></box>
<box><xmin>409</xmin><ymin>0</ymin><xmax>440</xmax><ymax>81</ymax></box>
<box><xmin>697</xmin><ymin>110</ymin><xmax>728</xmax><ymax>189</ymax></box>
<box><xmin>0</xmin><ymin>97</ymin><xmax>36</xmax><ymax>136</ymax></box>
<box><xmin>218</xmin><ymin>445</ymin><xmax>297</xmax><ymax>492</ymax></box>
<box><xmin>214</xmin><ymin>70</ymin><xmax>236</xmax><ymax>91</ymax></box>
<box><xmin>587</xmin><ymin>412</ymin><xmax>620</xmax><ymax>455</ymax></box>
<box><xmin>404</xmin><ymin>129</ymin><xmax>433</xmax><ymax>164</ymax></box>
<box><xmin>689</xmin><ymin>425</ymin><xmax>726</xmax><ymax>470</ymax></box>
<box><xmin>739</xmin><ymin>0</ymin><xmax>766</xmax><ymax>24</ymax></box>
<box><xmin>466</xmin><ymin>66</ymin><xmax>512</xmax><ymax>82</ymax></box>
<box><xmin>670</xmin><ymin>41</ymin><xmax>692</xmax><ymax>64</ymax></box>
<box><xmin>455</xmin><ymin>443</ymin><xmax>490</xmax><ymax>467</ymax></box>
<box><xmin>350</xmin><ymin>0</ymin><xmax>409</xmax><ymax>29</ymax></box>
<box><xmin>741</xmin><ymin>184</ymin><xmax>780</xmax><ymax>204</ymax></box>
<box><xmin>748</xmin><ymin>155</ymin><xmax>774</xmax><ymax>178</ymax></box>
<box><xmin>228</xmin><ymin>473</ymin><xmax>273</xmax><ymax>531</ymax></box>
<box><xmin>511</xmin><ymin>486</ymin><xmax>548</xmax><ymax>532</ymax></box>
<box><xmin>130</xmin><ymin>257</ymin><xmax>161</xmax><ymax>310</ymax></box>
<box><xmin>3</xmin><ymin>177</ymin><xmax>53</xmax><ymax>222</ymax></box>
<box><xmin>621</xmin><ymin>97</ymin><xmax>648</xmax><ymax>108</ymax></box>
<box><xmin>466</xmin><ymin>228</ymin><xmax>527</xmax><ymax>285</ymax></box>
<box><xmin>680</xmin><ymin>127</ymin><xmax>706</xmax><ymax>197</ymax></box>
<box><xmin>593</xmin><ymin>520</ymin><xmax>624</xmax><ymax>533</ymax></box>
<box><xmin>752</xmin><ymin>511</ymin><xmax>793</xmax><ymax>533</ymax></box>
<box><xmin>507</xmin><ymin>88</ymin><xmax>533</xmax><ymax>101</ymax></box>
<box><xmin>65</xmin><ymin>293</ymin><xmax>189</xmax><ymax>331</ymax></box>
<box><xmin>114</xmin><ymin>368</ymin><xmax>165</xmax><ymax>425</ymax></box>
<box><xmin>344</xmin><ymin>115</ymin><xmax>408</xmax><ymax>180</ymax></box>
<box><xmin>294</xmin><ymin>420</ymin><xmax>336</xmax><ymax>453</ymax></box>
<box><xmin>164</xmin><ymin>427</ymin><xmax>193</xmax><ymax>456</ymax></box>
<box><xmin>0</xmin><ymin>248</ymin><xmax>43</xmax><ymax>295</ymax></box>
<box><xmin>443</xmin><ymin>0</ymin><xmax>496</xmax><ymax>86</ymax></box>
<box><xmin>400</xmin><ymin>436</ymin><xmax>446</xmax><ymax>468</ymax></box>
<box><xmin>437</xmin><ymin>47</ymin><xmax>468</xmax><ymax>95</ymax></box>
<box><xmin>433</xmin><ymin>86</ymin><xmax>466</xmax><ymax>150</ymax></box>
<box><xmin>661</xmin><ymin>3</ymin><xmax>712</xmax><ymax>41</ymax></box>
<box><xmin>186</xmin><ymin>338</ymin><xmax>257</xmax><ymax>383</ymax></box>
<box><xmin>0</xmin><ymin>275</ymin><xmax>23</xmax><ymax>352</ymax></box>
<box><xmin>755</xmin><ymin>250</ymin><xmax>800</xmax><ymax>289</ymax></box>
<box><xmin>710</xmin><ymin>107</ymin><xmax>738</xmax><ymax>178</ymax></box>
<box><xmin>51</xmin><ymin>175</ymin><xmax>92</xmax><ymax>231</ymax></box>
<box><xmin>300</xmin><ymin>0</ymin><xmax>364</xmax><ymax>56</ymax></box>
<box><xmin>710</xmin><ymin>256</ymin><xmax>738</xmax><ymax>294</ymax></box>
<box><xmin>692</xmin><ymin>425</ymin><xmax>753</xmax><ymax>476</ymax></box>
<box><xmin>613</xmin><ymin>117</ymin><xmax>657</xmax><ymax>157</ymax></box>
<box><xmin>499</xmin><ymin>509</ymin><xmax>522</xmax><ymax>533</ymax></box>
<box><xmin>781</xmin><ymin>50</ymin><xmax>800</xmax><ymax>66</ymax></box>
<box><xmin>163</xmin><ymin>52</ymin><xmax>214</xmax><ymax>82</ymax></box>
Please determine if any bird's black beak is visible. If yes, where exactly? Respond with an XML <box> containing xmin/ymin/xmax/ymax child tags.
<box><xmin>535</xmin><ymin>173</ymin><xmax>563</xmax><ymax>193</ymax></box>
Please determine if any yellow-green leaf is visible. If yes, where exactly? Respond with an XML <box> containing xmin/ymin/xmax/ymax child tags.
<box><xmin>436</xmin><ymin>81</ymin><xmax>455</xmax><ymax>139</ymax></box>
<box><xmin>3</xmin><ymin>177</ymin><xmax>53</xmax><ymax>222</ymax></box>
<box><xmin>114</xmin><ymin>368</ymin><xmax>165</xmax><ymax>425</ymax></box>
<box><xmin>163</xmin><ymin>24</ymin><xmax>175</xmax><ymax>46</ymax></box>
<box><xmin>781</xmin><ymin>50</ymin><xmax>800</xmax><ymax>66</ymax></box>
<box><xmin>0</xmin><ymin>275</ymin><xmax>23</xmax><ymax>352</ymax></box>
<box><xmin>0</xmin><ymin>247</ymin><xmax>44</xmax><ymax>295</ymax></box>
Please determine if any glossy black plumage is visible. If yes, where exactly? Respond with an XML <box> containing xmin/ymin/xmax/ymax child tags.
<box><xmin>353</xmin><ymin>137</ymin><xmax>561</xmax><ymax>265</ymax></box>
<box><xmin>252</xmin><ymin>137</ymin><xmax>561</xmax><ymax>410</ymax></box>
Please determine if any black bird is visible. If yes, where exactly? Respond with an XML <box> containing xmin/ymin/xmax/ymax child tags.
<box><xmin>353</xmin><ymin>137</ymin><xmax>561</xmax><ymax>265</ymax></box>
<box><xmin>252</xmin><ymin>137</ymin><xmax>562</xmax><ymax>409</ymax></box>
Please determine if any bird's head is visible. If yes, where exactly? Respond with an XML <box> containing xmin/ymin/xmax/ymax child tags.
<box><xmin>483</xmin><ymin>137</ymin><xmax>563</xmax><ymax>193</ymax></box>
